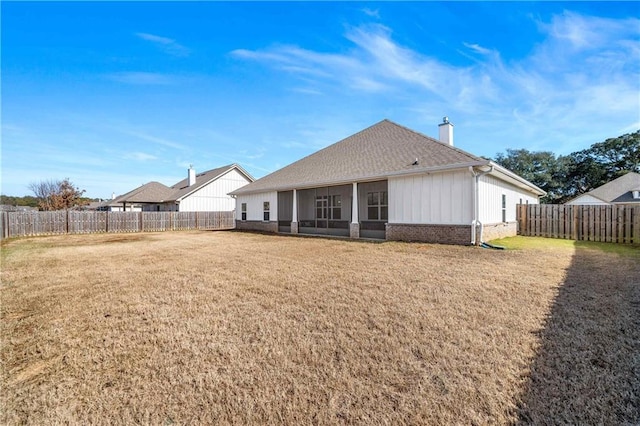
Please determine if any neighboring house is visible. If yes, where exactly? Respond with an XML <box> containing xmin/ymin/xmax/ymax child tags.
<box><xmin>565</xmin><ymin>172</ymin><xmax>640</xmax><ymax>205</ymax></box>
<box><xmin>99</xmin><ymin>164</ymin><xmax>254</xmax><ymax>212</ymax></box>
<box><xmin>230</xmin><ymin>118</ymin><xmax>545</xmax><ymax>245</ymax></box>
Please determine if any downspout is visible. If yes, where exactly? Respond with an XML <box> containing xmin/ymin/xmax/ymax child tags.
<box><xmin>469</xmin><ymin>165</ymin><xmax>493</xmax><ymax>245</ymax></box>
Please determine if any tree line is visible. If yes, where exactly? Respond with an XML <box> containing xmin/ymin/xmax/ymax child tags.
<box><xmin>492</xmin><ymin>130</ymin><xmax>639</xmax><ymax>203</ymax></box>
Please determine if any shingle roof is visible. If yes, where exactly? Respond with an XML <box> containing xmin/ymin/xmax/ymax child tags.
<box><xmin>113</xmin><ymin>181</ymin><xmax>173</xmax><ymax>204</ymax></box>
<box><xmin>231</xmin><ymin>119</ymin><xmax>491</xmax><ymax>195</ymax></box>
<box><xmin>581</xmin><ymin>172</ymin><xmax>640</xmax><ymax>203</ymax></box>
<box><xmin>167</xmin><ymin>164</ymin><xmax>241</xmax><ymax>201</ymax></box>
<box><xmin>113</xmin><ymin>164</ymin><xmax>254</xmax><ymax>205</ymax></box>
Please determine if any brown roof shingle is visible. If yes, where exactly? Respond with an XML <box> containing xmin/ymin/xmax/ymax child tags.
<box><xmin>113</xmin><ymin>181</ymin><xmax>173</xmax><ymax>204</ymax></box>
<box><xmin>167</xmin><ymin>164</ymin><xmax>240</xmax><ymax>201</ymax></box>
<box><xmin>232</xmin><ymin>119</ymin><xmax>489</xmax><ymax>195</ymax></box>
<box><xmin>114</xmin><ymin>164</ymin><xmax>253</xmax><ymax>205</ymax></box>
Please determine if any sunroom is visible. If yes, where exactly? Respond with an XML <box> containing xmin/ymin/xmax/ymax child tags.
<box><xmin>276</xmin><ymin>180</ymin><xmax>388</xmax><ymax>239</ymax></box>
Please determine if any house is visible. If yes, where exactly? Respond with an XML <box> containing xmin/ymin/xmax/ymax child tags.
<box><xmin>230</xmin><ymin>118</ymin><xmax>545</xmax><ymax>245</ymax></box>
<box><xmin>99</xmin><ymin>164</ymin><xmax>254</xmax><ymax>212</ymax></box>
<box><xmin>565</xmin><ymin>172</ymin><xmax>640</xmax><ymax>205</ymax></box>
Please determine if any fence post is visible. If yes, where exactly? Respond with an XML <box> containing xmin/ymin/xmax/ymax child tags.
<box><xmin>571</xmin><ymin>206</ymin><xmax>579</xmax><ymax>241</ymax></box>
<box><xmin>1</xmin><ymin>212</ymin><xmax>7</xmax><ymax>239</ymax></box>
<box><xmin>632</xmin><ymin>206</ymin><xmax>640</xmax><ymax>244</ymax></box>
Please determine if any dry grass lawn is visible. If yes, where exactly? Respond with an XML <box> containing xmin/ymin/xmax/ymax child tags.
<box><xmin>1</xmin><ymin>231</ymin><xmax>638</xmax><ymax>425</ymax></box>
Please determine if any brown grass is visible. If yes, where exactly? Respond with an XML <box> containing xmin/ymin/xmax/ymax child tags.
<box><xmin>1</xmin><ymin>231</ymin><xmax>638</xmax><ymax>425</ymax></box>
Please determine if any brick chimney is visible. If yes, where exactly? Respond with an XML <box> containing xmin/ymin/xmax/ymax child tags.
<box><xmin>438</xmin><ymin>116</ymin><xmax>453</xmax><ymax>146</ymax></box>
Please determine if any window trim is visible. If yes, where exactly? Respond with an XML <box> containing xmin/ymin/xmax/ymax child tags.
<box><xmin>367</xmin><ymin>191</ymin><xmax>388</xmax><ymax>221</ymax></box>
<box><xmin>501</xmin><ymin>194</ymin><xmax>507</xmax><ymax>223</ymax></box>
<box><xmin>241</xmin><ymin>203</ymin><xmax>247</xmax><ymax>221</ymax></box>
<box><xmin>263</xmin><ymin>201</ymin><xmax>270</xmax><ymax>222</ymax></box>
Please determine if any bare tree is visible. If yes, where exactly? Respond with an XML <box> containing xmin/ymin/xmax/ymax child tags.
<box><xmin>28</xmin><ymin>178</ymin><xmax>86</xmax><ymax>211</ymax></box>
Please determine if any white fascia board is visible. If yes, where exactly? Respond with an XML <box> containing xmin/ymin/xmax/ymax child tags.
<box><xmin>231</xmin><ymin>163</ymin><xmax>257</xmax><ymax>183</ymax></box>
<box><xmin>487</xmin><ymin>162</ymin><xmax>547</xmax><ymax>196</ymax></box>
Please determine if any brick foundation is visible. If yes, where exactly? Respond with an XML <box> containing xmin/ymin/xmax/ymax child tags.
<box><xmin>349</xmin><ymin>223</ymin><xmax>360</xmax><ymax>238</ymax></box>
<box><xmin>481</xmin><ymin>222</ymin><xmax>517</xmax><ymax>242</ymax></box>
<box><xmin>236</xmin><ymin>220</ymin><xmax>279</xmax><ymax>233</ymax></box>
<box><xmin>386</xmin><ymin>223</ymin><xmax>473</xmax><ymax>245</ymax></box>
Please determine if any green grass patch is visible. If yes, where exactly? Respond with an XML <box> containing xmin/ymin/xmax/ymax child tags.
<box><xmin>490</xmin><ymin>236</ymin><xmax>640</xmax><ymax>257</ymax></box>
<box><xmin>489</xmin><ymin>236</ymin><xmax>576</xmax><ymax>251</ymax></box>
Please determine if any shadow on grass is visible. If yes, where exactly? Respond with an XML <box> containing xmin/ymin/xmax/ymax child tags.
<box><xmin>516</xmin><ymin>244</ymin><xmax>640</xmax><ymax>424</ymax></box>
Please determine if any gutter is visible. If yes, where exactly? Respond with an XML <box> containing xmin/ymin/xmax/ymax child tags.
<box><xmin>469</xmin><ymin>165</ymin><xmax>494</xmax><ymax>245</ymax></box>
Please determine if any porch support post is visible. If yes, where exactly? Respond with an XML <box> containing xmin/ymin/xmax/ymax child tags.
<box><xmin>291</xmin><ymin>189</ymin><xmax>299</xmax><ymax>234</ymax></box>
<box><xmin>350</xmin><ymin>182</ymin><xmax>360</xmax><ymax>238</ymax></box>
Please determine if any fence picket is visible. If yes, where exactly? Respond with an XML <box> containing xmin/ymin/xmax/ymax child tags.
<box><xmin>517</xmin><ymin>204</ymin><xmax>637</xmax><ymax>245</ymax></box>
<box><xmin>1</xmin><ymin>211</ymin><xmax>235</xmax><ymax>239</ymax></box>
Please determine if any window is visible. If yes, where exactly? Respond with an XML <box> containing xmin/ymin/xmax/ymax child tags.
<box><xmin>263</xmin><ymin>201</ymin><xmax>270</xmax><ymax>221</ymax></box>
<box><xmin>316</xmin><ymin>195</ymin><xmax>342</xmax><ymax>220</ymax></box>
<box><xmin>501</xmin><ymin>194</ymin><xmax>507</xmax><ymax>222</ymax></box>
<box><xmin>241</xmin><ymin>203</ymin><xmax>247</xmax><ymax>221</ymax></box>
<box><xmin>316</xmin><ymin>196</ymin><xmax>327</xmax><ymax>219</ymax></box>
<box><xmin>367</xmin><ymin>191</ymin><xmax>388</xmax><ymax>221</ymax></box>
<box><xmin>330</xmin><ymin>195</ymin><xmax>341</xmax><ymax>220</ymax></box>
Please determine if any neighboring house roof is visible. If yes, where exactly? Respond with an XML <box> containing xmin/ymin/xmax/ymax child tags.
<box><xmin>567</xmin><ymin>172</ymin><xmax>640</xmax><ymax>204</ymax></box>
<box><xmin>166</xmin><ymin>164</ymin><xmax>254</xmax><ymax>202</ymax></box>
<box><xmin>0</xmin><ymin>205</ymin><xmax>38</xmax><ymax>212</ymax></box>
<box><xmin>231</xmin><ymin>119</ymin><xmax>545</xmax><ymax>196</ymax></box>
<box><xmin>113</xmin><ymin>181</ymin><xmax>174</xmax><ymax>204</ymax></box>
<box><xmin>112</xmin><ymin>164</ymin><xmax>254</xmax><ymax>205</ymax></box>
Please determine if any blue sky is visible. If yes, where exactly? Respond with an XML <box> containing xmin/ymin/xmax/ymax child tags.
<box><xmin>2</xmin><ymin>2</ymin><xmax>639</xmax><ymax>198</ymax></box>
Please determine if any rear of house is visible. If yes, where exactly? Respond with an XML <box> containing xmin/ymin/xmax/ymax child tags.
<box><xmin>231</xmin><ymin>119</ymin><xmax>544</xmax><ymax>245</ymax></box>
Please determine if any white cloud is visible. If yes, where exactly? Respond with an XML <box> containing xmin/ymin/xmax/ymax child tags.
<box><xmin>231</xmin><ymin>13</ymin><xmax>639</xmax><ymax>154</ymax></box>
<box><xmin>463</xmin><ymin>42</ymin><xmax>493</xmax><ymax>55</ymax></box>
<box><xmin>361</xmin><ymin>8</ymin><xmax>380</xmax><ymax>19</ymax></box>
<box><xmin>290</xmin><ymin>87</ymin><xmax>323</xmax><ymax>96</ymax></box>
<box><xmin>124</xmin><ymin>152</ymin><xmax>158</xmax><ymax>161</ymax></box>
<box><xmin>118</xmin><ymin>129</ymin><xmax>186</xmax><ymax>150</ymax></box>
<box><xmin>136</xmin><ymin>32</ymin><xmax>190</xmax><ymax>56</ymax></box>
<box><xmin>106</xmin><ymin>71</ymin><xmax>176</xmax><ymax>85</ymax></box>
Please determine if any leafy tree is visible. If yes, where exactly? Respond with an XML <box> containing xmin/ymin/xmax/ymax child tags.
<box><xmin>28</xmin><ymin>178</ymin><xmax>87</xmax><ymax>211</ymax></box>
<box><xmin>493</xmin><ymin>130</ymin><xmax>640</xmax><ymax>203</ymax></box>
<box><xmin>564</xmin><ymin>130</ymin><xmax>640</xmax><ymax>198</ymax></box>
<box><xmin>492</xmin><ymin>149</ymin><xmax>568</xmax><ymax>203</ymax></box>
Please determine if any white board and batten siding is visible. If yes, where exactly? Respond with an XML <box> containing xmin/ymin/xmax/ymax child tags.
<box><xmin>236</xmin><ymin>191</ymin><xmax>278</xmax><ymax>221</ymax></box>
<box><xmin>478</xmin><ymin>174</ymin><xmax>538</xmax><ymax>224</ymax></box>
<box><xmin>179</xmin><ymin>169</ymin><xmax>251</xmax><ymax>212</ymax></box>
<box><xmin>389</xmin><ymin>170</ymin><xmax>474</xmax><ymax>224</ymax></box>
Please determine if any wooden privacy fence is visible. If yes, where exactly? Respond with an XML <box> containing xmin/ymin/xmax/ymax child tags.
<box><xmin>517</xmin><ymin>204</ymin><xmax>640</xmax><ymax>244</ymax></box>
<box><xmin>0</xmin><ymin>211</ymin><xmax>235</xmax><ymax>239</ymax></box>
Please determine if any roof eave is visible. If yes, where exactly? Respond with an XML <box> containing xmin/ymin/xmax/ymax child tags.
<box><xmin>488</xmin><ymin>162</ymin><xmax>547</xmax><ymax>196</ymax></box>
<box><xmin>172</xmin><ymin>164</ymin><xmax>255</xmax><ymax>202</ymax></box>
<box><xmin>230</xmin><ymin>160</ymin><xmax>492</xmax><ymax>196</ymax></box>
